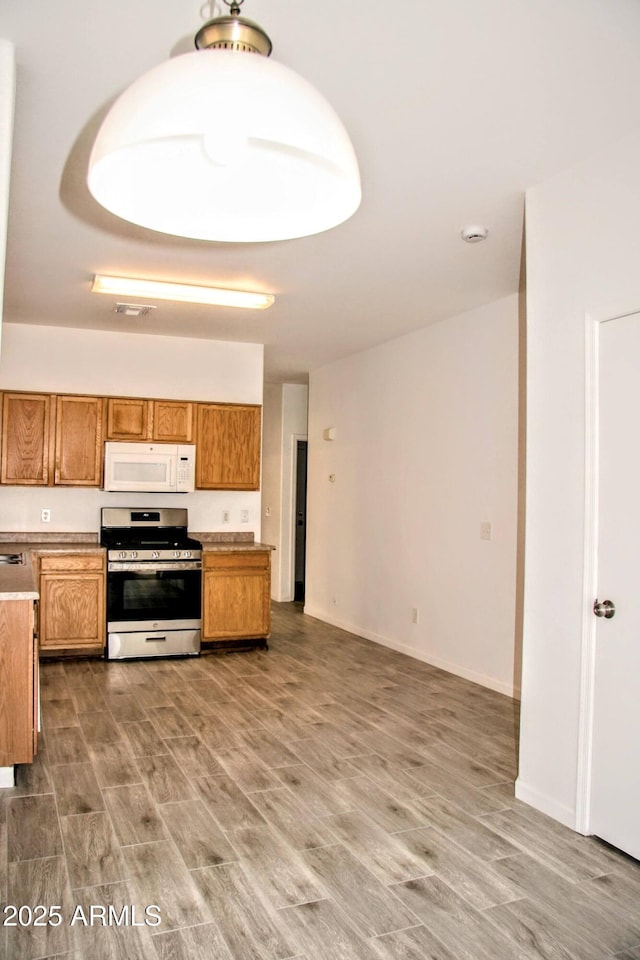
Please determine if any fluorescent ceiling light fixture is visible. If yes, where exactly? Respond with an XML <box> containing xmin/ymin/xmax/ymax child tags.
<box><xmin>87</xmin><ymin>0</ymin><xmax>361</xmax><ymax>243</ymax></box>
<box><xmin>92</xmin><ymin>275</ymin><xmax>274</xmax><ymax>310</ymax></box>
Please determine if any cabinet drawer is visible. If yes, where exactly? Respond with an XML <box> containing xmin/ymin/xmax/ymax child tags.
<box><xmin>38</xmin><ymin>553</ymin><xmax>105</xmax><ymax>573</ymax></box>
<box><xmin>203</xmin><ymin>551</ymin><xmax>269</xmax><ymax>571</ymax></box>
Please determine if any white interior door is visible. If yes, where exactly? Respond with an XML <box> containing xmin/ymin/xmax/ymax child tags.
<box><xmin>590</xmin><ymin>311</ymin><xmax>640</xmax><ymax>859</ymax></box>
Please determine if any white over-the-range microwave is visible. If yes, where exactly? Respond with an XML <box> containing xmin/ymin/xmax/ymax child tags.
<box><xmin>103</xmin><ymin>441</ymin><xmax>196</xmax><ymax>493</ymax></box>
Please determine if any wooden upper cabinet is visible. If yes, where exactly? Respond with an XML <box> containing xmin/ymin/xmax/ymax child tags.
<box><xmin>0</xmin><ymin>391</ymin><xmax>261</xmax><ymax>490</ymax></box>
<box><xmin>1</xmin><ymin>392</ymin><xmax>54</xmax><ymax>485</ymax></box>
<box><xmin>106</xmin><ymin>397</ymin><xmax>151</xmax><ymax>440</ymax></box>
<box><xmin>54</xmin><ymin>395</ymin><xmax>104</xmax><ymax>485</ymax></box>
<box><xmin>196</xmin><ymin>403</ymin><xmax>261</xmax><ymax>490</ymax></box>
<box><xmin>152</xmin><ymin>400</ymin><xmax>193</xmax><ymax>442</ymax></box>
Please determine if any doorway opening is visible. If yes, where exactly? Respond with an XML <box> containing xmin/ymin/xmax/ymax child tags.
<box><xmin>294</xmin><ymin>439</ymin><xmax>308</xmax><ymax>602</ymax></box>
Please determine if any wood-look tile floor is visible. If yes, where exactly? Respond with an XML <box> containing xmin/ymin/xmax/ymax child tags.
<box><xmin>1</xmin><ymin>601</ymin><xmax>639</xmax><ymax>959</ymax></box>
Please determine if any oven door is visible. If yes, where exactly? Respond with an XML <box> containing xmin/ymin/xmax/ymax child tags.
<box><xmin>107</xmin><ymin>562</ymin><xmax>201</xmax><ymax>632</ymax></box>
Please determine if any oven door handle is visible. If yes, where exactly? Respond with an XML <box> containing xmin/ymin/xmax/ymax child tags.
<box><xmin>107</xmin><ymin>562</ymin><xmax>202</xmax><ymax>572</ymax></box>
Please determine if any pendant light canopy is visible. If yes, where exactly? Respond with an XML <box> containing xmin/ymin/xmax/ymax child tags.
<box><xmin>87</xmin><ymin>1</ymin><xmax>361</xmax><ymax>243</ymax></box>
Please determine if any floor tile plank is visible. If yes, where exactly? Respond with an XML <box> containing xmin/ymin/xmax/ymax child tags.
<box><xmin>70</xmin><ymin>879</ymin><xmax>159</xmax><ymax>960</ymax></box>
<box><xmin>391</xmin><ymin>875</ymin><xmax>534</xmax><ymax>960</ymax></box>
<box><xmin>194</xmin><ymin>774</ymin><xmax>268</xmax><ymax>830</ymax></box>
<box><xmin>158</xmin><ymin>798</ymin><xmax>238</xmax><ymax>868</ymax></box>
<box><xmin>193</xmin><ymin>860</ymin><xmax>297</xmax><ymax>959</ymax></box>
<box><xmin>60</xmin><ymin>811</ymin><xmax>127</xmax><ymax>889</ymax></box>
<box><xmin>322</xmin><ymin>810</ymin><xmax>432</xmax><ymax>884</ymax></box>
<box><xmin>102</xmin><ymin>783</ymin><xmax>169</xmax><ymax>846</ymax></box>
<box><xmin>122</xmin><ymin>840</ymin><xmax>212</xmax><ymax>932</ymax></box>
<box><xmin>50</xmin><ymin>761</ymin><xmax>105</xmax><ymax>817</ymax></box>
<box><xmin>281</xmin><ymin>898</ymin><xmax>390</xmax><ymax>960</ymax></box>
<box><xmin>255</xmin><ymin>787</ymin><xmax>339</xmax><ymax>851</ymax></box>
<box><xmin>301</xmin><ymin>843</ymin><xmax>421</xmax><ymax>936</ymax></box>
<box><xmin>135</xmin><ymin>754</ymin><xmax>195</xmax><ymax>805</ymax></box>
<box><xmin>6</xmin><ymin>794</ymin><xmax>63</xmax><ymax>862</ymax></box>
<box><xmin>230</xmin><ymin>823</ymin><xmax>326</xmax><ymax>908</ymax></box>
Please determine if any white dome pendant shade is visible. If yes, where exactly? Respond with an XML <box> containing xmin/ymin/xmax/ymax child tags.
<box><xmin>87</xmin><ymin>6</ymin><xmax>361</xmax><ymax>243</ymax></box>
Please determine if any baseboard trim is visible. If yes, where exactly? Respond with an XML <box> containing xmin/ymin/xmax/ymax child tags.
<box><xmin>302</xmin><ymin>605</ymin><xmax>517</xmax><ymax>699</ymax></box>
<box><xmin>514</xmin><ymin>776</ymin><xmax>577</xmax><ymax>830</ymax></box>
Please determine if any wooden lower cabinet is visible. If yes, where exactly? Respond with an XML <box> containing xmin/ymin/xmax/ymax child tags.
<box><xmin>202</xmin><ymin>550</ymin><xmax>271</xmax><ymax>647</ymax></box>
<box><xmin>37</xmin><ymin>553</ymin><xmax>105</xmax><ymax>653</ymax></box>
<box><xmin>0</xmin><ymin>598</ymin><xmax>37</xmax><ymax>765</ymax></box>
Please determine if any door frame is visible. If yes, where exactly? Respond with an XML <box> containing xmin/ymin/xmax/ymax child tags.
<box><xmin>575</xmin><ymin>308</ymin><xmax>640</xmax><ymax>834</ymax></box>
<box><xmin>293</xmin><ymin>438</ymin><xmax>308</xmax><ymax>602</ymax></box>
<box><xmin>286</xmin><ymin>432</ymin><xmax>308</xmax><ymax>601</ymax></box>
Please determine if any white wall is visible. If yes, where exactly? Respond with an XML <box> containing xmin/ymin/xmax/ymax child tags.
<box><xmin>262</xmin><ymin>382</ymin><xmax>308</xmax><ymax>601</ymax></box>
<box><xmin>0</xmin><ymin>41</ymin><xmax>15</xmax><ymax>349</ymax></box>
<box><xmin>0</xmin><ymin>323</ymin><xmax>263</xmax><ymax>535</ymax></box>
<box><xmin>306</xmin><ymin>294</ymin><xmax>519</xmax><ymax>696</ymax></box>
<box><xmin>518</xmin><ymin>130</ymin><xmax>640</xmax><ymax>827</ymax></box>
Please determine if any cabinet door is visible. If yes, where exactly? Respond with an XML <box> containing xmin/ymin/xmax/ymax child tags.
<box><xmin>152</xmin><ymin>400</ymin><xmax>193</xmax><ymax>442</ymax></box>
<box><xmin>202</xmin><ymin>552</ymin><xmax>270</xmax><ymax>640</ymax></box>
<box><xmin>55</xmin><ymin>395</ymin><xmax>104</xmax><ymax>485</ymax></box>
<box><xmin>196</xmin><ymin>403</ymin><xmax>261</xmax><ymax>490</ymax></box>
<box><xmin>39</xmin><ymin>555</ymin><xmax>105</xmax><ymax>651</ymax></box>
<box><xmin>106</xmin><ymin>398</ymin><xmax>151</xmax><ymax>440</ymax></box>
<box><xmin>1</xmin><ymin>392</ymin><xmax>54</xmax><ymax>485</ymax></box>
<box><xmin>0</xmin><ymin>599</ymin><xmax>35</xmax><ymax>765</ymax></box>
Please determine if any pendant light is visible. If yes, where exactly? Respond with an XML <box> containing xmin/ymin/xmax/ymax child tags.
<box><xmin>87</xmin><ymin>1</ymin><xmax>361</xmax><ymax>243</ymax></box>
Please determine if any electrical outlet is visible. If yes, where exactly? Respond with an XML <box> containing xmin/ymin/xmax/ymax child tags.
<box><xmin>41</xmin><ymin>508</ymin><xmax>51</xmax><ymax>523</ymax></box>
<box><xmin>240</xmin><ymin>509</ymin><xmax>249</xmax><ymax>523</ymax></box>
<box><xmin>222</xmin><ymin>510</ymin><xmax>230</xmax><ymax>523</ymax></box>
<box><xmin>480</xmin><ymin>521</ymin><xmax>492</xmax><ymax>541</ymax></box>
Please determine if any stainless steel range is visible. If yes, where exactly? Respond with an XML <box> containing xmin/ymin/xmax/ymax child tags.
<box><xmin>100</xmin><ymin>507</ymin><xmax>202</xmax><ymax>660</ymax></box>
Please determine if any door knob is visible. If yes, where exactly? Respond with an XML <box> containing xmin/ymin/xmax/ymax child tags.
<box><xmin>593</xmin><ymin>598</ymin><xmax>616</xmax><ymax>619</ymax></box>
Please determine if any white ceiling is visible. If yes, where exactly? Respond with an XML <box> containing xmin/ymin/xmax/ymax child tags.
<box><xmin>4</xmin><ymin>0</ymin><xmax>640</xmax><ymax>383</ymax></box>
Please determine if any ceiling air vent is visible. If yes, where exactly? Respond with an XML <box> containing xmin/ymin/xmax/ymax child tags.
<box><xmin>113</xmin><ymin>302</ymin><xmax>157</xmax><ymax>317</ymax></box>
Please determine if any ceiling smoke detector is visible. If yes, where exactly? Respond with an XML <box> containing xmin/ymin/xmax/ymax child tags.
<box><xmin>461</xmin><ymin>225</ymin><xmax>489</xmax><ymax>243</ymax></box>
<box><xmin>113</xmin><ymin>302</ymin><xmax>157</xmax><ymax>317</ymax></box>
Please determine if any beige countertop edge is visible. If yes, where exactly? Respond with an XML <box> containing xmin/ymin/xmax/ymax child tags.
<box><xmin>201</xmin><ymin>542</ymin><xmax>275</xmax><ymax>551</ymax></box>
<box><xmin>0</xmin><ymin>532</ymin><xmax>99</xmax><ymax>543</ymax></box>
<box><xmin>0</xmin><ymin>541</ymin><xmax>274</xmax><ymax>553</ymax></box>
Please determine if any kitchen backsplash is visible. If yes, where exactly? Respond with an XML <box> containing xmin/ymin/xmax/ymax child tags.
<box><xmin>0</xmin><ymin>485</ymin><xmax>261</xmax><ymax>537</ymax></box>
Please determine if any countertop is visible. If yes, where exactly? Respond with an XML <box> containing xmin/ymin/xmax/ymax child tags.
<box><xmin>0</xmin><ymin>532</ymin><xmax>274</xmax><ymax>600</ymax></box>
<box><xmin>196</xmin><ymin>534</ymin><xmax>275</xmax><ymax>552</ymax></box>
<box><xmin>0</xmin><ymin>551</ymin><xmax>39</xmax><ymax>601</ymax></box>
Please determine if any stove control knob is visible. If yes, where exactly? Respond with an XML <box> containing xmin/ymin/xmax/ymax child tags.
<box><xmin>130</xmin><ymin>551</ymin><xmax>138</xmax><ymax>560</ymax></box>
<box><xmin>118</xmin><ymin>550</ymin><xmax>126</xmax><ymax>560</ymax></box>
<box><xmin>152</xmin><ymin>550</ymin><xmax>160</xmax><ymax>560</ymax></box>
<box><xmin>174</xmin><ymin>550</ymin><xmax>181</xmax><ymax>559</ymax></box>
<box><xmin>184</xmin><ymin>550</ymin><xmax>192</xmax><ymax>559</ymax></box>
